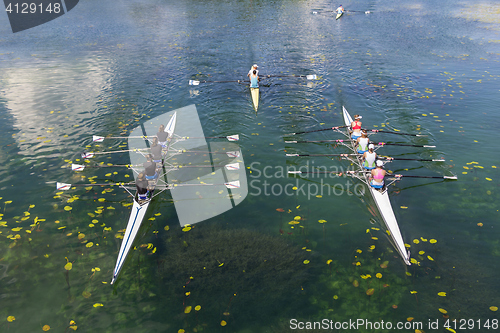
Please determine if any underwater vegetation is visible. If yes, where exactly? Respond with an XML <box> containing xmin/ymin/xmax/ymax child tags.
<box><xmin>156</xmin><ymin>225</ymin><xmax>314</xmax><ymax>331</ymax></box>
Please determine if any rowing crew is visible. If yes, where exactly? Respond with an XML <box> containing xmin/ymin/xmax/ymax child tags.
<box><xmin>135</xmin><ymin>124</ymin><xmax>172</xmax><ymax>201</ymax></box>
<box><xmin>348</xmin><ymin>115</ymin><xmax>387</xmax><ymax>189</ymax></box>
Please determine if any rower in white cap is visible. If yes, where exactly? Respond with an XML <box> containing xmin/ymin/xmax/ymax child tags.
<box><xmin>369</xmin><ymin>160</ymin><xmax>386</xmax><ymax>189</ymax></box>
<box><xmin>247</xmin><ymin>64</ymin><xmax>259</xmax><ymax>78</ymax></box>
<box><xmin>362</xmin><ymin>143</ymin><xmax>377</xmax><ymax>170</ymax></box>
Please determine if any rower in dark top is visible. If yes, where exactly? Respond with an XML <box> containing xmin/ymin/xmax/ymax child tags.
<box><xmin>150</xmin><ymin>137</ymin><xmax>163</xmax><ymax>164</ymax></box>
<box><xmin>143</xmin><ymin>154</ymin><xmax>157</xmax><ymax>180</ymax></box>
<box><xmin>157</xmin><ymin>124</ymin><xmax>169</xmax><ymax>147</ymax></box>
<box><xmin>136</xmin><ymin>173</ymin><xmax>149</xmax><ymax>201</ymax></box>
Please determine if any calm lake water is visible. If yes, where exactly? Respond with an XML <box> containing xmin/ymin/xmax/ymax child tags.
<box><xmin>1</xmin><ymin>0</ymin><xmax>499</xmax><ymax>332</ymax></box>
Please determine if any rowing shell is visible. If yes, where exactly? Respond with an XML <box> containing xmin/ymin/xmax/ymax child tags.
<box><xmin>251</xmin><ymin>87</ymin><xmax>259</xmax><ymax>111</ymax></box>
<box><xmin>336</xmin><ymin>11</ymin><xmax>343</xmax><ymax>19</ymax></box>
<box><xmin>111</xmin><ymin>112</ymin><xmax>177</xmax><ymax>284</ymax></box>
<box><xmin>342</xmin><ymin>106</ymin><xmax>411</xmax><ymax>265</ymax></box>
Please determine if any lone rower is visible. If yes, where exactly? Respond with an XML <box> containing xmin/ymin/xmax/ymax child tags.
<box><xmin>351</xmin><ymin>115</ymin><xmax>362</xmax><ymax>139</ymax></box>
<box><xmin>362</xmin><ymin>144</ymin><xmax>377</xmax><ymax>169</ymax></box>
<box><xmin>156</xmin><ymin>124</ymin><xmax>169</xmax><ymax>147</ymax></box>
<box><xmin>369</xmin><ymin>160</ymin><xmax>386</xmax><ymax>189</ymax></box>
<box><xmin>356</xmin><ymin>130</ymin><xmax>369</xmax><ymax>153</ymax></box>
<box><xmin>136</xmin><ymin>172</ymin><xmax>149</xmax><ymax>201</ymax></box>
<box><xmin>247</xmin><ymin>64</ymin><xmax>259</xmax><ymax>78</ymax></box>
<box><xmin>249</xmin><ymin>69</ymin><xmax>259</xmax><ymax>88</ymax></box>
<box><xmin>143</xmin><ymin>154</ymin><xmax>157</xmax><ymax>180</ymax></box>
<box><xmin>336</xmin><ymin>4</ymin><xmax>344</xmax><ymax>15</ymax></box>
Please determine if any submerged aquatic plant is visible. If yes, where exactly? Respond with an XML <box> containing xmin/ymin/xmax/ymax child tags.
<box><xmin>157</xmin><ymin>225</ymin><xmax>313</xmax><ymax>328</ymax></box>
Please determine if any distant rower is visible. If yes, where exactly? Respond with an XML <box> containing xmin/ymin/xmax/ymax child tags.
<box><xmin>356</xmin><ymin>130</ymin><xmax>369</xmax><ymax>153</ymax></box>
<box><xmin>362</xmin><ymin>144</ymin><xmax>377</xmax><ymax>169</ymax></box>
<box><xmin>369</xmin><ymin>160</ymin><xmax>386</xmax><ymax>189</ymax></box>
<box><xmin>336</xmin><ymin>5</ymin><xmax>344</xmax><ymax>15</ymax></box>
<box><xmin>351</xmin><ymin>115</ymin><xmax>362</xmax><ymax>139</ymax></box>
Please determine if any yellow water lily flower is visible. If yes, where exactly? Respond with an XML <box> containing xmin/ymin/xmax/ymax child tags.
<box><xmin>184</xmin><ymin>306</ymin><xmax>192</xmax><ymax>313</ymax></box>
<box><xmin>42</xmin><ymin>325</ymin><xmax>51</xmax><ymax>331</ymax></box>
<box><xmin>438</xmin><ymin>292</ymin><xmax>447</xmax><ymax>296</ymax></box>
<box><xmin>439</xmin><ymin>308</ymin><xmax>448</xmax><ymax>314</ymax></box>
<box><xmin>376</xmin><ymin>273</ymin><xmax>382</xmax><ymax>278</ymax></box>
<box><xmin>93</xmin><ymin>303</ymin><xmax>103</xmax><ymax>307</ymax></box>
<box><xmin>7</xmin><ymin>316</ymin><xmax>15</xmax><ymax>322</ymax></box>
<box><xmin>430</xmin><ymin>239</ymin><xmax>437</xmax><ymax>244</ymax></box>
<box><xmin>303</xmin><ymin>260</ymin><xmax>310</xmax><ymax>264</ymax></box>
<box><xmin>221</xmin><ymin>320</ymin><xmax>227</xmax><ymax>326</ymax></box>
<box><xmin>490</xmin><ymin>306</ymin><xmax>498</xmax><ymax>311</ymax></box>
<box><xmin>195</xmin><ymin>305</ymin><xmax>201</xmax><ymax>311</ymax></box>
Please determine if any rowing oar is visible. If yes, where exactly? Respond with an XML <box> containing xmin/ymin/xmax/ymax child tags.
<box><xmin>56</xmin><ymin>180</ymin><xmax>241</xmax><ymax>191</ymax></box>
<box><xmin>286</xmin><ymin>153</ymin><xmax>356</xmax><ymax>157</ymax></box>
<box><xmin>263</xmin><ymin>74</ymin><xmax>317</xmax><ymax>80</ymax></box>
<box><xmin>365</xmin><ymin>129</ymin><xmax>427</xmax><ymax>137</ymax></box>
<box><xmin>189</xmin><ymin>79</ymin><xmax>243</xmax><ymax>85</ymax></box>
<box><xmin>387</xmin><ymin>174</ymin><xmax>458</xmax><ymax>180</ymax></box>
<box><xmin>372</xmin><ymin>142</ymin><xmax>436</xmax><ymax>148</ymax></box>
<box><xmin>92</xmin><ymin>134</ymin><xmax>239</xmax><ymax>142</ymax></box>
<box><xmin>82</xmin><ymin>147</ymin><xmax>240</xmax><ymax>159</ymax></box>
<box><xmin>56</xmin><ymin>182</ymin><xmax>134</xmax><ymax>190</ymax></box>
<box><xmin>285</xmin><ymin>125</ymin><xmax>348</xmax><ymax>136</ymax></box>
<box><xmin>285</xmin><ymin>139</ymin><xmax>345</xmax><ymax>144</ymax></box>
<box><xmin>378</xmin><ymin>157</ymin><xmax>445</xmax><ymax>162</ymax></box>
<box><xmin>71</xmin><ymin>162</ymin><xmax>240</xmax><ymax>171</ymax></box>
<box><xmin>346</xmin><ymin>10</ymin><xmax>371</xmax><ymax>13</ymax></box>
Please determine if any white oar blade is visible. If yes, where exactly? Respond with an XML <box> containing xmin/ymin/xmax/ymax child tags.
<box><xmin>56</xmin><ymin>182</ymin><xmax>72</xmax><ymax>191</ymax></box>
<box><xmin>224</xmin><ymin>162</ymin><xmax>240</xmax><ymax>171</ymax></box>
<box><xmin>82</xmin><ymin>152</ymin><xmax>94</xmax><ymax>159</ymax></box>
<box><xmin>226</xmin><ymin>151</ymin><xmax>240</xmax><ymax>157</ymax></box>
<box><xmin>306</xmin><ymin>74</ymin><xmax>317</xmax><ymax>80</ymax></box>
<box><xmin>285</xmin><ymin>141</ymin><xmax>297</xmax><ymax>143</ymax></box>
<box><xmin>224</xmin><ymin>181</ymin><xmax>240</xmax><ymax>189</ymax></box>
<box><xmin>286</xmin><ymin>154</ymin><xmax>299</xmax><ymax>156</ymax></box>
<box><xmin>189</xmin><ymin>80</ymin><xmax>200</xmax><ymax>86</ymax></box>
<box><xmin>288</xmin><ymin>171</ymin><xmax>302</xmax><ymax>174</ymax></box>
<box><xmin>72</xmin><ymin>164</ymin><xmax>85</xmax><ymax>171</ymax></box>
<box><xmin>227</xmin><ymin>134</ymin><xmax>239</xmax><ymax>141</ymax></box>
<box><xmin>93</xmin><ymin>135</ymin><xmax>105</xmax><ymax>142</ymax></box>
<box><xmin>444</xmin><ymin>176</ymin><xmax>458</xmax><ymax>180</ymax></box>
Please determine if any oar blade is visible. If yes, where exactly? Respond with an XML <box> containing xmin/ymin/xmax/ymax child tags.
<box><xmin>226</xmin><ymin>151</ymin><xmax>240</xmax><ymax>157</ymax></box>
<box><xmin>225</xmin><ymin>162</ymin><xmax>240</xmax><ymax>171</ymax></box>
<box><xmin>56</xmin><ymin>182</ymin><xmax>72</xmax><ymax>191</ymax></box>
<box><xmin>82</xmin><ymin>152</ymin><xmax>95</xmax><ymax>159</ymax></box>
<box><xmin>227</xmin><ymin>134</ymin><xmax>239</xmax><ymax>141</ymax></box>
<box><xmin>225</xmin><ymin>180</ymin><xmax>241</xmax><ymax>189</ymax></box>
<box><xmin>306</xmin><ymin>74</ymin><xmax>317</xmax><ymax>80</ymax></box>
<box><xmin>189</xmin><ymin>80</ymin><xmax>200</xmax><ymax>86</ymax></box>
<box><xmin>72</xmin><ymin>164</ymin><xmax>85</xmax><ymax>171</ymax></box>
<box><xmin>93</xmin><ymin>135</ymin><xmax>105</xmax><ymax>142</ymax></box>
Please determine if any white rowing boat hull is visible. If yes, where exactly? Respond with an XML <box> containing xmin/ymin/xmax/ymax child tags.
<box><xmin>342</xmin><ymin>106</ymin><xmax>411</xmax><ymax>265</ymax></box>
<box><xmin>111</xmin><ymin>200</ymin><xmax>150</xmax><ymax>284</ymax></box>
<box><xmin>251</xmin><ymin>87</ymin><xmax>259</xmax><ymax>111</ymax></box>
<box><xmin>111</xmin><ymin>111</ymin><xmax>177</xmax><ymax>284</ymax></box>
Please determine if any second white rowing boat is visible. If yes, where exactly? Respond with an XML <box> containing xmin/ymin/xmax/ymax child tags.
<box><xmin>341</xmin><ymin>106</ymin><xmax>411</xmax><ymax>265</ymax></box>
